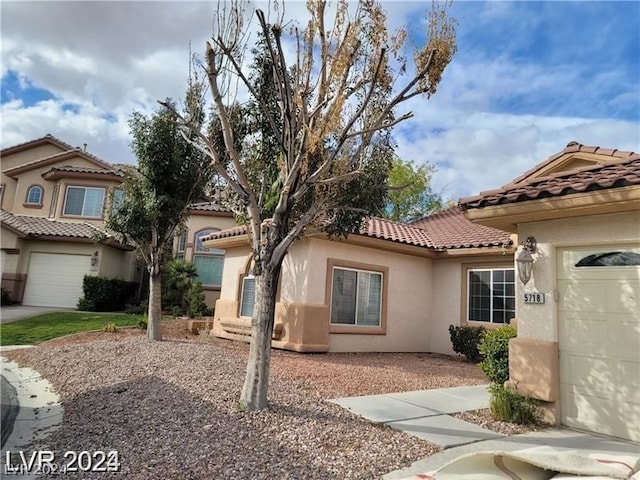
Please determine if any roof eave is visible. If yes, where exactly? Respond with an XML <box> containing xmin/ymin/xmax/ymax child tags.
<box><xmin>463</xmin><ymin>185</ymin><xmax>640</xmax><ymax>232</ymax></box>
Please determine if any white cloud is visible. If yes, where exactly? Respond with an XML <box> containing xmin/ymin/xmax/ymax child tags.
<box><xmin>1</xmin><ymin>0</ymin><xmax>638</xmax><ymax>207</ymax></box>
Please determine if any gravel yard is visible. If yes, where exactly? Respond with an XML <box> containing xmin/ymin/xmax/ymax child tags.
<box><xmin>5</xmin><ymin>320</ymin><xmax>489</xmax><ymax>479</ymax></box>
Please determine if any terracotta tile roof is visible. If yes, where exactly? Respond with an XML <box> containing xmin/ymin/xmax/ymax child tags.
<box><xmin>0</xmin><ymin>133</ymin><xmax>76</xmax><ymax>156</ymax></box>
<box><xmin>361</xmin><ymin>217</ymin><xmax>437</xmax><ymax>248</ymax></box>
<box><xmin>186</xmin><ymin>202</ymin><xmax>231</xmax><ymax>213</ymax></box>
<box><xmin>43</xmin><ymin>165</ymin><xmax>122</xmax><ymax>176</ymax></box>
<box><xmin>203</xmin><ymin>210</ymin><xmax>511</xmax><ymax>251</ymax></box>
<box><xmin>461</xmin><ymin>149</ymin><xmax>640</xmax><ymax>210</ymax></box>
<box><xmin>1</xmin><ymin>209</ymin><xmax>103</xmax><ymax>239</ymax></box>
<box><xmin>3</xmin><ymin>148</ymin><xmax>116</xmax><ymax>177</ymax></box>
<box><xmin>510</xmin><ymin>141</ymin><xmax>638</xmax><ymax>185</ymax></box>
<box><xmin>409</xmin><ymin>207</ymin><xmax>513</xmax><ymax>249</ymax></box>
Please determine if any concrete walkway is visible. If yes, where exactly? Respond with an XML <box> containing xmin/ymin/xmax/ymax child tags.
<box><xmin>0</xmin><ymin>348</ymin><xmax>63</xmax><ymax>478</ymax></box>
<box><xmin>384</xmin><ymin>428</ymin><xmax>640</xmax><ymax>479</ymax></box>
<box><xmin>330</xmin><ymin>385</ymin><xmax>639</xmax><ymax>479</ymax></box>
<box><xmin>330</xmin><ymin>385</ymin><xmax>503</xmax><ymax>448</ymax></box>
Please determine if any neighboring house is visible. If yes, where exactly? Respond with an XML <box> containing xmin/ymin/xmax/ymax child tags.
<box><xmin>460</xmin><ymin>141</ymin><xmax>639</xmax><ymax>442</ymax></box>
<box><xmin>1</xmin><ymin>135</ymin><xmax>139</xmax><ymax>308</ymax></box>
<box><xmin>203</xmin><ymin>206</ymin><xmax>515</xmax><ymax>354</ymax></box>
<box><xmin>171</xmin><ymin>203</ymin><xmax>237</xmax><ymax>307</ymax></box>
<box><xmin>1</xmin><ymin>135</ymin><xmax>234</xmax><ymax>310</ymax></box>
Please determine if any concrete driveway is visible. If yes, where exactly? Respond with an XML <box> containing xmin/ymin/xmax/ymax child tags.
<box><xmin>0</xmin><ymin>306</ymin><xmax>72</xmax><ymax>324</ymax></box>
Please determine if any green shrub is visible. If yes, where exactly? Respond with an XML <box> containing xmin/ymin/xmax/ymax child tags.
<box><xmin>103</xmin><ymin>322</ymin><xmax>118</xmax><ymax>333</ymax></box>
<box><xmin>448</xmin><ymin>325</ymin><xmax>485</xmax><ymax>362</ymax></box>
<box><xmin>137</xmin><ymin>317</ymin><xmax>148</xmax><ymax>330</ymax></box>
<box><xmin>187</xmin><ymin>281</ymin><xmax>208</xmax><ymax>318</ymax></box>
<box><xmin>125</xmin><ymin>299</ymin><xmax>148</xmax><ymax>315</ymax></box>
<box><xmin>489</xmin><ymin>383</ymin><xmax>540</xmax><ymax>424</ymax></box>
<box><xmin>478</xmin><ymin>325</ymin><xmax>517</xmax><ymax>384</ymax></box>
<box><xmin>1</xmin><ymin>288</ymin><xmax>12</xmax><ymax>306</ymax></box>
<box><xmin>77</xmin><ymin>297</ymin><xmax>95</xmax><ymax>311</ymax></box>
<box><xmin>77</xmin><ymin>276</ymin><xmax>138</xmax><ymax>312</ymax></box>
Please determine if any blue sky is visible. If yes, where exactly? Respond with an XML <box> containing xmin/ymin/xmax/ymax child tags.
<box><xmin>2</xmin><ymin>1</ymin><xmax>639</xmax><ymax>201</ymax></box>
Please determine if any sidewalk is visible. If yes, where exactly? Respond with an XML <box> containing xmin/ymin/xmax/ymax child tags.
<box><xmin>0</xmin><ymin>347</ymin><xmax>63</xmax><ymax>478</ymax></box>
<box><xmin>330</xmin><ymin>385</ymin><xmax>502</xmax><ymax>448</ymax></box>
<box><xmin>330</xmin><ymin>385</ymin><xmax>639</xmax><ymax>479</ymax></box>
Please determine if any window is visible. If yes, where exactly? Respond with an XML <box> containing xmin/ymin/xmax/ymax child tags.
<box><xmin>467</xmin><ymin>268</ymin><xmax>515</xmax><ymax>324</ymax></box>
<box><xmin>176</xmin><ymin>232</ymin><xmax>187</xmax><ymax>253</ymax></box>
<box><xmin>192</xmin><ymin>229</ymin><xmax>225</xmax><ymax>287</ymax></box>
<box><xmin>26</xmin><ymin>185</ymin><xmax>43</xmax><ymax>205</ymax></box>
<box><xmin>63</xmin><ymin>186</ymin><xmax>105</xmax><ymax>217</ymax></box>
<box><xmin>111</xmin><ymin>189</ymin><xmax>125</xmax><ymax>213</ymax></box>
<box><xmin>239</xmin><ymin>276</ymin><xmax>255</xmax><ymax>317</ymax></box>
<box><xmin>330</xmin><ymin>267</ymin><xmax>383</xmax><ymax>326</ymax></box>
<box><xmin>576</xmin><ymin>251</ymin><xmax>640</xmax><ymax>267</ymax></box>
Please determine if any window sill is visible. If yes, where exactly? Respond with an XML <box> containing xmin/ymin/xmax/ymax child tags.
<box><xmin>23</xmin><ymin>203</ymin><xmax>43</xmax><ymax>209</ymax></box>
<box><xmin>202</xmin><ymin>286</ymin><xmax>221</xmax><ymax>291</ymax></box>
<box><xmin>329</xmin><ymin>324</ymin><xmax>386</xmax><ymax>335</ymax></box>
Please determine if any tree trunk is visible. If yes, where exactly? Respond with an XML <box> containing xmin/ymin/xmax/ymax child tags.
<box><xmin>147</xmin><ymin>270</ymin><xmax>163</xmax><ymax>341</ymax></box>
<box><xmin>239</xmin><ymin>264</ymin><xmax>280</xmax><ymax>410</ymax></box>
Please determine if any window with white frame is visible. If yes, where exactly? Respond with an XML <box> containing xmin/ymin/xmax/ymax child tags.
<box><xmin>26</xmin><ymin>185</ymin><xmax>43</xmax><ymax>205</ymax></box>
<box><xmin>467</xmin><ymin>268</ymin><xmax>515</xmax><ymax>324</ymax></box>
<box><xmin>192</xmin><ymin>229</ymin><xmax>224</xmax><ymax>287</ymax></box>
<box><xmin>330</xmin><ymin>267</ymin><xmax>383</xmax><ymax>326</ymax></box>
<box><xmin>239</xmin><ymin>275</ymin><xmax>255</xmax><ymax>317</ymax></box>
<box><xmin>63</xmin><ymin>186</ymin><xmax>105</xmax><ymax>217</ymax></box>
<box><xmin>111</xmin><ymin>188</ymin><xmax>125</xmax><ymax>213</ymax></box>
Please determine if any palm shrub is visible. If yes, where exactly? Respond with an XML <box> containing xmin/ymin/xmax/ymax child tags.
<box><xmin>163</xmin><ymin>259</ymin><xmax>199</xmax><ymax>314</ymax></box>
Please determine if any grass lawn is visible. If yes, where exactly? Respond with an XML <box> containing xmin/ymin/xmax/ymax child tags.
<box><xmin>0</xmin><ymin>312</ymin><xmax>145</xmax><ymax>346</ymax></box>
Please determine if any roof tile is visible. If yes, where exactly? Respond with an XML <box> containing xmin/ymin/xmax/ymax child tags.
<box><xmin>461</xmin><ymin>144</ymin><xmax>640</xmax><ymax>210</ymax></box>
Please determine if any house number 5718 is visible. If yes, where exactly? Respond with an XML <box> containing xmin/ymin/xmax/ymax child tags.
<box><xmin>524</xmin><ymin>293</ymin><xmax>545</xmax><ymax>304</ymax></box>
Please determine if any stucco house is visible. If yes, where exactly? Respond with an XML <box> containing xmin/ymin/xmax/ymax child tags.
<box><xmin>1</xmin><ymin>135</ymin><xmax>234</xmax><ymax>309</ymax></box>
<box><xmin>460</xmin><ymin>141</ymin><xmax>640</xmax><ymax>443</ymax></box>
<box><xmin>203</xmin><ymin>206</ymin><xmax>516</xmax><ymax>354</ymax></box>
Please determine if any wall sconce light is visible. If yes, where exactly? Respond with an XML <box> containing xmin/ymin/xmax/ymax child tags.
<box><xmin>516</xmin><ymin>236</ymin><xmax>537</xmax><ymax>285</ymax></box>
<box><xmin>91</xmin><ymin>250</ymin><xmax>99</xmax><ymax>270</ymax></box>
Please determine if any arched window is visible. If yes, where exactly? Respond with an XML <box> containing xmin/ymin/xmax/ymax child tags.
<box><xmin>26</xmin><ymin>185</ymin><xmax>43</xmax><ymax>205</ymax></box>
<box><xmin>576</xmin><ymin>251</ymin><xmax>640</xmax><ymax>267</ymax></box>
<box><xmin>192</xmin><ymin>229</ymin><xmax>225</xmax><ymax>287</ymax></box>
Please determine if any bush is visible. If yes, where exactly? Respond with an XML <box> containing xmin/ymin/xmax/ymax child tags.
<box><xmin>1</xmin><ymin>288</ymin><xmax>12</xmax><ymax>306</ymax></box>
<box><xmin>77</xmin><ymin>276</ymin><xmax>138</xmax><ymax>312</ymax></box>
<box><xmin>448</xmin><ymin>325</ymin><xmax>485</xmax><ymax>362</ymax></box>
<box><xmin>137</xmin><ymin>317</ymin><xmax>148</xmax><ymax>330</ymax></box>
<box><xmin>187</xmin><ymin>281</ymin><xmax>208</xmax><ymax>318</ymax></box>
<box><xmin>478</xmin><ymin>325</ymin><xmax>517</xmax><ymax>384</ymax></box>
<box><xmin>103</xmin><ymin>322</ymin><xmax>118</xmax><ymax>333</ymax></box>
<box><xmin>125</xmin><ymin>299</ymin><xmax>148</xmax><ymax>315</ymax></box>
<box><xmin>489</xmin><ymin>383</ymin><xmax>540</xmax><ymax>424</ymax></box>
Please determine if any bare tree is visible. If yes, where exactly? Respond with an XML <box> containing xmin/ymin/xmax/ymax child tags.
<box><xmin>166</xmin><ymin>0</ymin><xmax>457</xmax><ymax>410</ymax></box>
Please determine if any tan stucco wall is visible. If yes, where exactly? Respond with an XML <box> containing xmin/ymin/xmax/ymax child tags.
<box><xmin>1</xmin><ymin>144</ymin><xmax>66</xmax><ymax>169</ymax></box>
<box><xmin>98</xmin><ymin>247</ymin><xmax>137</xmax><ymax>281</ymax></box>
<box><xmin>516</xmin><ymin>210</ymin><xmax>640</xmax><ymax>342</ymax></box>
<box><xmin>2</xmin><ymin>144</ymin><xmax>68</xmax><ymax>212</ymax></box>
<box><xmin>508</xmin><ymin>210</ymin><xmax>640</xmax><ymax>425</ymax></box>
<box><xmin>7</xmin><ymin>156</ymin><xmax>118</xmax><ymax>219</ymax></box>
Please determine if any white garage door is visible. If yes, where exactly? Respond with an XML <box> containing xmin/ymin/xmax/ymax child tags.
<box><xmin>22</xmin><ymin>252</ymin><xmax>92</xmax><ymax>308</ymax></box>
<box><xmin>557</xmin><ymin>246</ymin><xmax>640</xmax><ymax>442</ymax></box>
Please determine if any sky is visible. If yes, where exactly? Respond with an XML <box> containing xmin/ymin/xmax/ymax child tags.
<box><xmin>2</xmin><ymin>1</ymin><xmax>639</xmax><ymax>202</ymax></box>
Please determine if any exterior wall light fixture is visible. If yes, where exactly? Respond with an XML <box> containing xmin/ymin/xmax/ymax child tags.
<box><xmin>516</xmin><ymin>236</ymin><xmax>537</xmax><ymax>285</ymax></box>
<box><xmin>91</xmin><ymin>250</ymin><xmax>99</xmax><ymax>271</ymax></box>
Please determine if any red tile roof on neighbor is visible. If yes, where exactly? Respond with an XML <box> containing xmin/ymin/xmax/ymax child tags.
<box><xmin>409</xmin><ymin>207</ymin><xmax>513</xmax><ymax>249</ymax></box>
<box><xmin>460</xmin><ymin>143</ymin><xmax>640</xmax><ymax>210</ymax></box>
<box><xmin>186</xmin><ymin>202</ymin><xmax>232</xmax><ymax>213</ymax></box>
<box><xmin>203</xmin><ymin>208</ymin><xmax>512</xmax><ymax>251</ymax></box>
<box><xmin>1</xmin><ymin>209</ymin><xmax>102</xmax><ymax>239</ymax></box>
<box><xmin>0</xmin><ymin>209</ymin><xmax>133</xmax><ymax>250</ymax></box>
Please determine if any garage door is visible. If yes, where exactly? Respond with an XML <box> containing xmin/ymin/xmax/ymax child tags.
<box><xmin>22</xmin><ymin>253</ymin><xmax>92</xmax><ymax>308</ymax></box>
<box><xmin>557</xmin><ymin>246</ymin><xmax>640</xmax><ymax>442</ymax></box>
